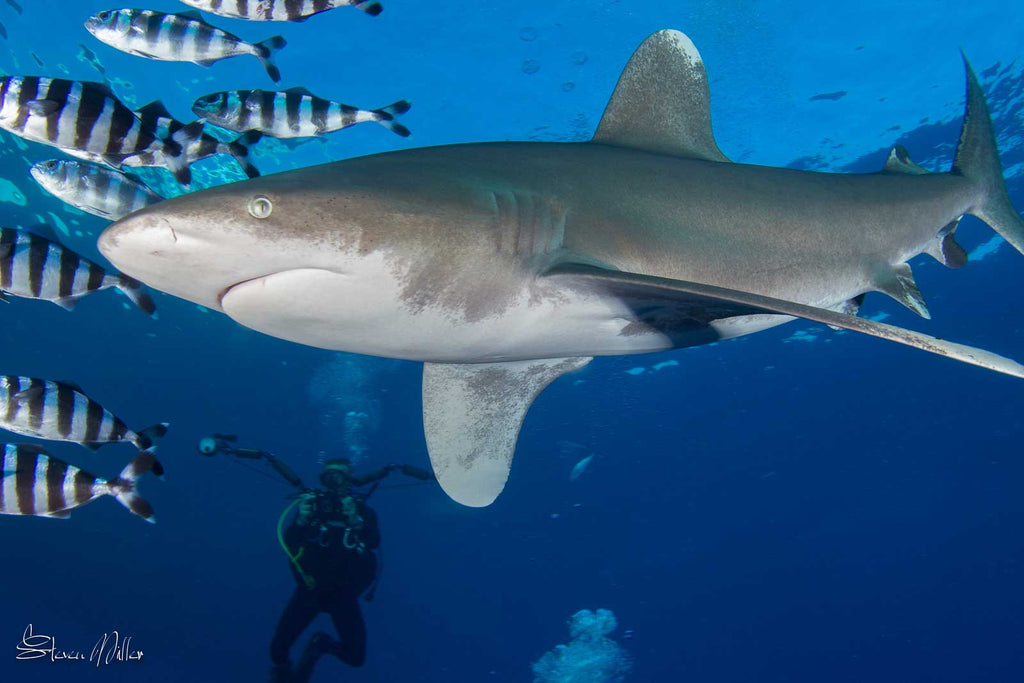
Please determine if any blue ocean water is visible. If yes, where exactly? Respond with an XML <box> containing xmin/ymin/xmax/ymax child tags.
<box><xmin>1</xmin><ymin>1</ymin><xmax>1023</xmax><ymax>681</ymax></box>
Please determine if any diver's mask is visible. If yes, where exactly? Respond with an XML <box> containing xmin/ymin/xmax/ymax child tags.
<box><xmin>320</xmin><ymin>463</ymin><xmax>354</xmax><ymax>492</ymax></box>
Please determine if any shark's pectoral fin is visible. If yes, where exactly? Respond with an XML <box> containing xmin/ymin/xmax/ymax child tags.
<box><xmin>592</xmin><ymin>29</ymin><xmax>729</xmax><ymax>163</ymax></box>
<box><xmin>423</xmin><ymin>357</ymin><xmax>591</xmax><ymax>507</ymax></box>
<box><xmin>544</xmin><ymin>263</ymin><xmax>1024</xmax><ymax>380</ymax></box>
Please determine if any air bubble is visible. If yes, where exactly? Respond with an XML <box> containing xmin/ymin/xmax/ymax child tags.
<box><xmin>561</xmin><ymin>82</ymin><xmax>575</xmax><ymax>92</ymax></box>
<box><xmin>571</xmin><ymin>51</ymin><xmax>588</xmax><ymax>65</ymax></box>
<box><xmin>521</xmin><ymin>59</ymin><xmax>541</xmax><ymax>75</ymax></box>
<box><xmin>519</xmin><ymin>26</ymin><xmax>538</xmax><ymax>42</ymax></box>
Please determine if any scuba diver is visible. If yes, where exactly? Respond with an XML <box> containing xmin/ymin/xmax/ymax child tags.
<box><xmin>196</xmin><ymin>435</ymin><xmax>434</xmax><ymax>683</ymax></box>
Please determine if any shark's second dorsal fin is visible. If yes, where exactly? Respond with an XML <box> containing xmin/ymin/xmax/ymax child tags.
<box><xmin>883</xmin><ymin>145</ymin><xmax>930</xmax><ymax>175</ymax></box>
<box><xmin>592</xmin><ymin>29</ymin><xmax>729</xmax><ymax>162</ymax></box>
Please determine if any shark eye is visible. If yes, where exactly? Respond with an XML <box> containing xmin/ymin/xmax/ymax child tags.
<box><xmin>248</xmin><ymin>195</ymin><xmax>273</xmax><ymax>219</ymax></box>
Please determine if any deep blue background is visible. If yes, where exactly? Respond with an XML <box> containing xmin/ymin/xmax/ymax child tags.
<box><xmin>1</xmin><ymin>1</ymin><xmax>1023</xmax><ymax>681</ymax></box>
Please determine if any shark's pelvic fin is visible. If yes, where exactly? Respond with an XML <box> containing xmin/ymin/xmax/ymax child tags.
<box><xmin>422</xmin><ymin>357</ymin><xmax>591</xmax><ymax>507</ymax></box>
<box><xmin>544</xmin><ymin>263</ymin><xmax>1024</xmax><ymax>380</ymax></box>
<box><xmin>955</xmin><ymin>52</ymin><xmax>1024</xmax><ymax>255</ymax></box>
<box><xmin>872</xmin><ymin>263</ymin><xmax>931</xmax><ymax>319</ymax></box>
<box><xmin>883</xmin><ymin>145</ymin><xmax>930</xmax><ymax>175</ymax></box>
<box><xmin>592</xmin><ymin>29</ymin><xmax>729</xmax><ymax>163</ymax></box>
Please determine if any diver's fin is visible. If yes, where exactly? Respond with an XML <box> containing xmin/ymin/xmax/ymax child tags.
<box><xmin>883</xmin><ymin>145</ymin><xmax>930</xmax><ymax>174</ymax></box>
<box><xmin>955</xmin><ymin>52</ymin><xmax>1024</xmax><ymax>256</ymax></box>
<box><xmin>925</xmin><ymin>218</ymin><xmax>968</xmax><ymax>269</ymax></box>
<box><xmin>544</xmin><ymin>263</ymin><xmax>1024</xmax><ymax>380</ymax></box>
<box><xmin>592</xmin><ymin>29</ymin><xmax>729</xmax><ymax>162</ymax></box>
<box><xmin>872</xmin><ymin>263</ymin><xmax>930</xmax><ymax>319</ymax></box>
<box><xmin>423</xmin><ymin>357</ymin><xmax>591</xmax><ymax>507</ymax></box>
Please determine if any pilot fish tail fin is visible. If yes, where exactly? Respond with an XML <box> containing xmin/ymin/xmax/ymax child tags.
<box><xmin>254</xmin><ymin>36</ymin><xmax>287</xmax><ymax>83</ymax></box>
<box><xmin>114</xmin><ymin>273</ymin><xmax>156</xmax><ymax>316</ymax></box>
<box><xmin>374</xmin><ymin>100</ymin><xmax>411</xmax><ymax>137</ymax></box>
<box><xmin>109</xmin><ymin>451</ymin><xmax>158</xmax><ymax>523</ymax></box>
<box><xmin>225</xmin><ymin>131</ymin><xmax>263</xmax><ymax>179</ymax></box>
<box><xmin>954</xmin><ymin>51</ymin><xmax>1024</xmax><ymax>255</ymax></box>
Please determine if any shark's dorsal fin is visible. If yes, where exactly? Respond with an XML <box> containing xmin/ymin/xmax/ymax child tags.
<box><xmin>543</xmin><ymin>263</ymin><xmax>1024</xmax><ymax>380</ymax></box>
<box><xmin>873</xmin><ymin>263</ymin><xmax>930</xmax><ymax>319</ymax></box>
<box><xmin>883</xmin><ymin>145</ymin><xmax>930</xmax><ymax>175</ymax></box>
<box><xmin>592</xmin><ymin>29</ymin><xmax>729</xmax><ymax>162</ymax></box>
<box><xmin>423</xmin><ymin>357</ymin><xmax>591</xmax><ymax>507</ymax></box>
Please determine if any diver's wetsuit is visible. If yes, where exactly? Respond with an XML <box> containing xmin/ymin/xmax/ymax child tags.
<box><xmin>270</xmin><ymin>492</ymin><xmax>381</xmax><ymax>669</ymax></box>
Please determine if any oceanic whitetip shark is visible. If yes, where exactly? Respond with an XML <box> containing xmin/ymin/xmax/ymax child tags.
<box><xmin>98</xmin><ymin>30</ymin><xmax>1024</xmax><ymax>507</ymax></box>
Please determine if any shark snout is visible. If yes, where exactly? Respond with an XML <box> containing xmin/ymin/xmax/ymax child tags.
<box><xmin>98</xmin><ymin>214</ymin><xmax>180</xmax><ymax>266</ymax></box>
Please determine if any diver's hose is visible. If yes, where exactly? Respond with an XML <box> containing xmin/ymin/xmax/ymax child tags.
<box><xmin>277</xmin><ymin>498</ymin><xmax>316</xmax><ymax>590</ymax></box>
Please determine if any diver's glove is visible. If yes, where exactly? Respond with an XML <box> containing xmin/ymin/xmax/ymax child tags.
<box><xmin>399</xmin><ymin>464</ymin><xmax>435</xmax><ymax>481</ymax></box>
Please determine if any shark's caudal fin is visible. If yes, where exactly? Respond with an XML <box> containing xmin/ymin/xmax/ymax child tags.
<box><xmin>954</xmin><ymin>53</ymin><xmax>1024</xmax><ymax>254</ymax></box>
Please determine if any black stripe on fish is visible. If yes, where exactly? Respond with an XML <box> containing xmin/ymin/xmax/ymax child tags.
<box><xmin>16</xmin><ymin>452</ymin><xmax>34</xmax><ymax>514</ymax></box>
<box><xmin>86</xmin><ymin>262</ymin><xmax>105</xmax><ymax>291</ymax></box>
<box><xmin>286</xmin><ymin>91</ymin><xmax>301</xmax><ymax>131</ymax></box>
<box><xmin>58</xmin><ymin>246</ymin><xmax>79</xmax><ymax>298</ymax></box>
<box><xmin>311</xmin><ymin>95</ymin><xmax>329</xmax><ymax>132</ymax></box>
<box><xmin>164</xmin><ymin>14</ymin><xmax>187</xmax><ymax>50</ymax></box>
<box><xmin>236</xmin><ymin>0</ymin><xmax>249</xmax><ymax>19</ymax></box>
<box><xmin>83</xmin><ymin>396</ymin><xmax>103</xmax><ymax>443</ymax></box>
<box><xmin>284</xmin><ymin>0</ymin><xmax>304</xmax><ymax>20</ymax></box>
<box><xmin>13</xmin><ymin>76</ymin><xmax>39</xmax><ymax>131</ymax></box>
<box><xmin>27</xmin><ymin>232</ymin><xmax>47</xmax><ymax>297</ymax></box>
<box><xmin>74</xmin><ymin>82</ymin><xmax>106</xmax><ymax>152</ymax></box>
<box><xmin>4</xmin><ymin>376</ymin><xmax>21</xmax><ymax>425</ymax></box>
<box><xmin>109</xmin><ymin>418</ymin><xmax>128</xmax><ymax>443</ymax></box>
<box><xmin>26</xmin><ymin>378</ymin><xmax>45</xmax><ymax>431</ymax></box>
<box><xmin>56</xmin><ymin>382</ymin><xmax>75</xmax><ymax>438</ymax></box>
<box><xmin>0</xmin><ymin>227</ymin><xmax>14</xmax><ymax>290</ymax></box>
<box><xmin>73</xmin><ymin>468</ymin><xmax>93</xmax><ymax>505</ymax></box>
<box><xmin>260</xmin><ymin>91</ymin><xmax>275</xmax><ymax>131</ymax></box>
<box><xmin>46</xmin><ymin>455</ymin><xmax>67</xmax><ymax>511</ymax></box>
<box><xmin>42</xmin><ymin>78</ymin><xmax>71</xmax><ymax>143</ymax></box>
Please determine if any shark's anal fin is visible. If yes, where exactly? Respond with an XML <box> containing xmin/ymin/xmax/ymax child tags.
<box><xmin>925</xmin><ymin>218</ymin><xmax>968</xmax><ymax>269</ymax></box>
<box><xmin>423</xmin><ymin>357</ymin><xmax>591</xmax><ymax>507</ymax></box>
<box><xmin>592</xmin><ymin>29</ymin><xmax>729</xmax><ymax>162</ymax></box>
<box><xmin>873</xmin><ymin>263</ymin><xmax>931</xmax><ymax>319</ymax></box>
<box><xmin>544</xmin><ymin>263</ymin><xmax>1024</xmax><ymax>380</ymax></box>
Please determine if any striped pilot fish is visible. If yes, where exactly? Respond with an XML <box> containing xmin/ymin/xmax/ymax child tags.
<box><xmin>85</xmin><ymin>9</ymin><xmax>288</xmax><ymax>82</ymax></box>
<box><xmin>0</xmin><ymin>226</ymin><xmax>156</xmax><ymax>314</ymax></box>
<box><xmin>192</xmin><ymin>87</ymin><xmax>411</xmax><ymax>139</ymax></box>
<box><xmin>0</xmin><ymin>76</ymin><xmax>197</xmax><ymax>185</ymax></box>
<box><xmin>1</xmin><ymin>444</ymin><xmax>157</xmax><ymax>522</ymax></box>
<box><xmin>179</xmin><ymin>0</ymin><xmax>383</xmax><ymax>21</ymax></box>
<box><xmin>31</xmin><ymin>159</ymin><xmax>162</xmax><ymax>221</ymax></box>
<box><xmin>135</xmin><ymin>100</ymin><xmax>262</xmax><ymax>180</ymax></box>
<box><xmin>0</xmin><ymin>377</ymin><xmax>168</xmax><ymax>465</ymax></box>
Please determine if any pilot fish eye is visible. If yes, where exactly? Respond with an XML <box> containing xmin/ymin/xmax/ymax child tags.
<box><xmin>248</xmin><ymin>195</ymin><xmax>273</xmax><ymax>219</ymax></box>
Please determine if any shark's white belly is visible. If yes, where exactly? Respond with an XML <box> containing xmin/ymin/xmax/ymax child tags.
<box><xmin>218</xmin><ymin>254</ymin><xmax>792</xmax><ymax>363</ymax></box>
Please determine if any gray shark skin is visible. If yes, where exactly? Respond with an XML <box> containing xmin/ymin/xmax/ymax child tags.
<box><xmin>98</xmin><ymin>30</ymin><xmax>1024</xmax><ymax>507</ymax></box>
